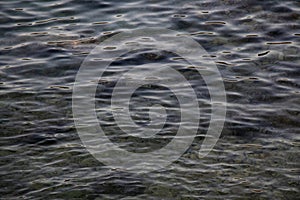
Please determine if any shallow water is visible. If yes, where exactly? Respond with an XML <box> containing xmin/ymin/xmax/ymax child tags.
<box><xmin>0</xmin><ymin>0</ymin><xmax>299</xmax><ymax>199</ymax></box>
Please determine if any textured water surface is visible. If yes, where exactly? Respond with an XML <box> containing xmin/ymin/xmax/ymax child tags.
<box><xmin>0</xmin><ymin>0</ymin><xmax>299</xmax><ymax>199</ymax></box>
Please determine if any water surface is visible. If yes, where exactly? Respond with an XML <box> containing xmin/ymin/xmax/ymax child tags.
<box><xmin>0</xmin><ymin>0</ymin><xmax>299</xmax><ymax>199</ymax></box>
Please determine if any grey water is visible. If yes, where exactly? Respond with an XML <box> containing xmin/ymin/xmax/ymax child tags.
<box><xmin>0</xmin><ymin>0</ymin><xmax>299</xmax><ymax>199</ymax></box>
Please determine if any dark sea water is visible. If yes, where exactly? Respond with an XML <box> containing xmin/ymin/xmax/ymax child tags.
<box><xmin>0</xmin><ymin>0</ymin><xmax>299</xmax><ymax>199</ymax></box>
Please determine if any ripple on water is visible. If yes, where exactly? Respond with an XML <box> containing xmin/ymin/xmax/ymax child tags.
<box><xmin>0</xmin><ymin>0</ymin><xmax>299</xmax><ymax>199</ymax></box>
